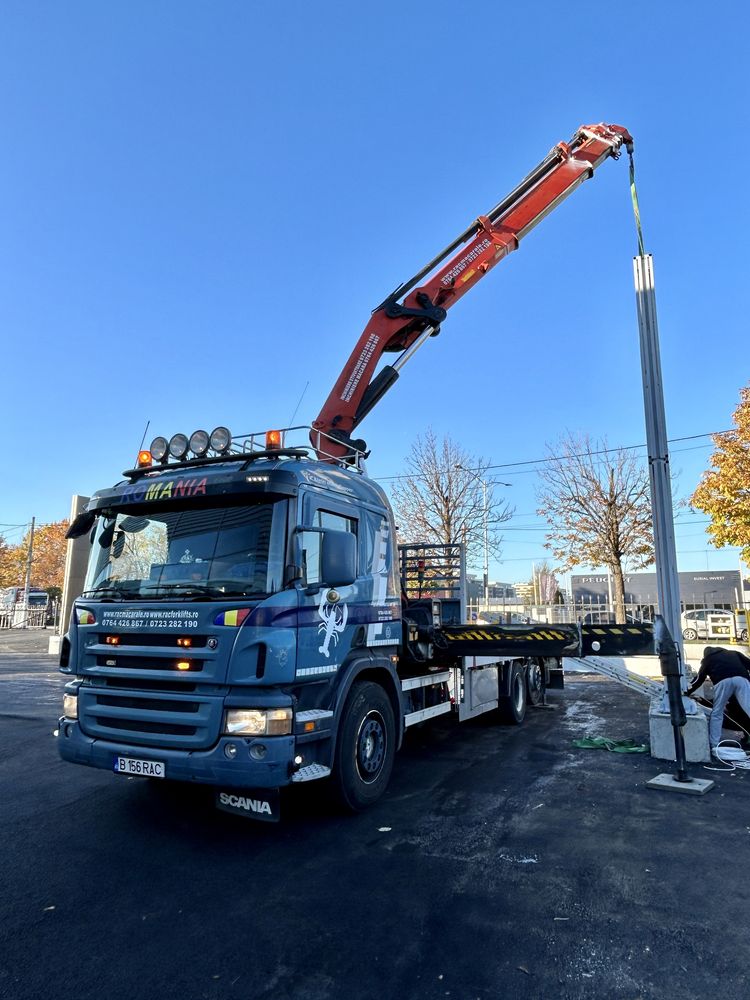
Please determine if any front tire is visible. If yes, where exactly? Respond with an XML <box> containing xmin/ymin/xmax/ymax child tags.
<box><xmin>333</xmin><ymin>681</ymin><xmax>395</xmax><ymax>811</ymax></box>
<box><xmin>683</xmin><ymin>628</ymin><xmax>698</xmax><ymax>641</ymax></box>
<box><xmin>498</xmin><ymin>662</ymin><xmax>527</xmax><ymax>725</ymax></box>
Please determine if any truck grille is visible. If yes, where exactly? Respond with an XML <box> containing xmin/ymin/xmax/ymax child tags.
<box><xmin>78</xmin><ymin>685</ymin><xmax>222</xmax><ymax>750</ymax></box>
<box><xmin>79</xmin><ymin>628</ymin><xmax>226</xmax><ymax>748</ymax></box>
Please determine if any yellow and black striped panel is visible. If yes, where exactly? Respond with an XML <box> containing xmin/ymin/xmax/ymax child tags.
<box><xmin>580</xmin><ymin>624</ymin><xmax>654</xmax><ymax>657</ymax></box>
<box><xmin>439</xmin><ymin>624</ymin><xmax>580</xmax><ymax>658</ymax></box>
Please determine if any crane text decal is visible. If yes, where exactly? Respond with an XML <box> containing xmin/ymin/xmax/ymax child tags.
<box><xmin>441</xmin><ymin>237</ymin><xmax>492</xmax><ymax>286</ymax></box>
<box><xmin>340</xmin><ymin>333</ymin><xmax>380</xmax><ymax>402</ymax></box>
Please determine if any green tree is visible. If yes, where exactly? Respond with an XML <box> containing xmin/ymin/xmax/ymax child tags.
<box><xmin>691</xmin><ymin>385</ymin><xmax>750</xmax><ymax>561</ymax></box>
<box><xmin>536</xmin><ymin>433</ymin><xmax>653</xmax><ymax>623</ymax></box>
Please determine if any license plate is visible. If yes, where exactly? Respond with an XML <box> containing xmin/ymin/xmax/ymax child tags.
<box><xmin>114</xmin><ymin>756</ymin><xmax>165</xmax><ymax>778</ymax></box>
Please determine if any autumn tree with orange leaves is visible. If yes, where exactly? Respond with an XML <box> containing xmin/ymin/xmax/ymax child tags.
<box><xmin>0</xmin><ymin>520</ymin><xmax>70</xmax><ymax>592</ymax></box>
<box><xmin>691</xmin><ymin>384</ymin><xmax>750</xmax><ymax>562</ymax></box>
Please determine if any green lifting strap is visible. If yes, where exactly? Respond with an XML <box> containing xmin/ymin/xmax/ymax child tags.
<box><xmin>573</xmin><ymin>736</ymin><xmax>650</xmax><ymax>754</ymax></box>
<box><xmin>629</xmin><ymin>151</ymin><xmax>646</xmax><ymax>258</ymax></box>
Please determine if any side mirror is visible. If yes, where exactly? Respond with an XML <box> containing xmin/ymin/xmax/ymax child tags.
<box><xmin>66</xmin><ymin>510</ymin><xmax>96</xmax><ymax>539</ymax></box>
<box><xmin>321</xmin><ymin>530</ymin><xmax>356</xmax><ymax>588</ymax></box>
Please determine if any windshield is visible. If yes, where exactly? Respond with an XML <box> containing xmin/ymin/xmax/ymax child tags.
<box><xmin>83</xmin><ymin>500</ymin><xmax>288</xmax><ymax>600</ymax></box>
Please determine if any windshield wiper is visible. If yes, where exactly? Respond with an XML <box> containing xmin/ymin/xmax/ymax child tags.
<box><xmin>141</xmin><ymin>583</ymin><xmax>220</xmax><ymax>599</ymax></box>
<box><xmin>81</xmin><ymin>587</ymin><xmax>138</xmax><ymax>601</ymax></box>
<box><xmin>216</xmin><ymin>589</ymin><xmax>265</xmax><ymax>598</ymax></box>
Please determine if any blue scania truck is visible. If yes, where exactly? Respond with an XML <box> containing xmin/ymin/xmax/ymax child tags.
<box><xmin>58</xmin><ymin>428</ymin><xmax>598</xmax><ymax>821</ymax></box>
<box><xmin>58</xmin><ymin>124</ymin><xmax>648</xmax><ymax>820</ymax></box>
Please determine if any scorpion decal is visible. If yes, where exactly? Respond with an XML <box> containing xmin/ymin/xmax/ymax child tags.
<box><xmin>318</xmin><ymin>590</ymin><xmax>348</xmax><ymax>657</ymax></box>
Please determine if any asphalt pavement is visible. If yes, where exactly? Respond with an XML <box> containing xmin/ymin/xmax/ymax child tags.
<box><xmin>1</xmin><ymin>630</ymin><xmax>749</xmax><ymax>1000</ymax></box>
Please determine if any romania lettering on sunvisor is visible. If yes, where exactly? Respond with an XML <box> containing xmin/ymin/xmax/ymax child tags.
<box><xmin>121</xmin><ymin>477</ymin><xmax>207</xmax><ymax>504</ymax></box>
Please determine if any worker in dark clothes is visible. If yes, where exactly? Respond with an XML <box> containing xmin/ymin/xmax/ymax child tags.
<box><xmin>686</xmin><ymin>645</ymin><xmax>750</xmax><ymax>747</ymax></box>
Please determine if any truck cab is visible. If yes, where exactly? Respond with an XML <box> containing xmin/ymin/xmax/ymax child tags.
<box><xmin>59</xmin><ymin>436</ymin><xmax>406</xmax><ymax>818</ymax></box>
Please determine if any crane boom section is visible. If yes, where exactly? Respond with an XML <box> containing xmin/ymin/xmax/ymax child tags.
<box><xmin>311</xmin><ymin>123</ymin><xmax>632</xmax><ymax>462</ymax></box>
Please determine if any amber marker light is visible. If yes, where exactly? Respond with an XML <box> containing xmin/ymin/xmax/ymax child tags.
<box><xmin>176</xmin><ymin>637</ymin><xmax>192</xmax><ymax>648</ymax></box>
<box><xmin>104</xmin><ymin>636</ymin><xmax>120</xmax><ymax>645</ymax></box>
<box><xmin>266</xmin><ymin>429</ymin><xmax>282</xmax><ymax>449</ymax></box>
<box><xmin>176</xmin><ymin>661</ymin><xmax>191</xmax><ymax>671</ymax></box>
<box><xmin>137</xmin><ymin>450</ymin><xmax>153</xmax><ymax>468</ymax></box>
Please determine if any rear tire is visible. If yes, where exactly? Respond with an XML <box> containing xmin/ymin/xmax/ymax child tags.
<box><xmin>333</xmin><ymin>681</ymin><xmax>395</xmax><ymax>811</ymax></box>
<box><xmin>498</xmin><ymin>662</ymin><xmax>527</xmax><ymax>725</ymax></box>
<box><xmin>526</xmin><ymin>659</ymin><xmax>546</xmax><ymax>707</ymax></box>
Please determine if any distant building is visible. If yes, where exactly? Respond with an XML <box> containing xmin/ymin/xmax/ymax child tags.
<box><xmin>512</xmin><ymin>582</ymin><xmax>535</xmax><ymax>604</ymax></box>
<box><xmin>570</xmin><ymin>570</ymin><xmax>747</xmax><ymax>611</ymax></box>
<box><xmin>466</xmin><ymin>575</ymin><xmax>515</xmax><ymax>604</ymax></box>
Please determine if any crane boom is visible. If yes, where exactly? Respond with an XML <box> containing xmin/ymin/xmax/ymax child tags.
<box><xmin>311</xmin><ymin>123</ymin><xmax>633</xmax><ymax>463</ymax></box>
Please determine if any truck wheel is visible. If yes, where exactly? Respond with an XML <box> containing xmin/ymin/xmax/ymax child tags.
<box><xmin>333</xmin><ymin>681</ymin><xmax>395</xmax><ymax>811</ymax></box>
<box><xmin>498</xmin><ymin>662</ymin><xmax>527</xmax><ymax>725</ymax></box>
<box><xmin>683</xmin><ymin>628</ymin><xmax>697</xmax><ymax>641</ymax></box>
<box><xmin>526</xmin><ymin>659</ymin><xmax>545</xmax><ymax>706</ymax></box>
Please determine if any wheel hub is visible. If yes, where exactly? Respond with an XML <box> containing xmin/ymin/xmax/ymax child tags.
<box><xmin>357</xmin><ymin>712</ymin><xmax>385</xmax><ymax>782</ymax></box>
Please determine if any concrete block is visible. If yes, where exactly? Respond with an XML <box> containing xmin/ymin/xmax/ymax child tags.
<box><xmin>48</xmin><ymin>635</ymin><xmax>62</xmax><ymax>657</ymax></box>
<box><xmin>646</xmin><ymin>773</ymin><xmax>714</xmax><ymax>794</ymax></box>
<box><xmin>649</xmin><ymin>698</ymin><xmax>711</xmax><ymax>763</ymax></box>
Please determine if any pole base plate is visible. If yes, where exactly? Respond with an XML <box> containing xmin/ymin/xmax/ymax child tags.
<box><xmin>646</xmin><ymin>773</ymin><xmax>714</xmax><ymax>795</ymax></box>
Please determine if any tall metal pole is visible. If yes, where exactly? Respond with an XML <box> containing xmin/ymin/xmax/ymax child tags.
<box><xmin>482</xmin><ymin>479</ymin><xmax>489</xmax><ymax>611</ymax></box>
<box><xmin>633</xmin><ymin>254</ymin><xmax>684</xmax><ymax>678</ymax></box>
<box><xmin>22</xmin><ymin>516</ymin><xmax>35</xmax><ymax>630</ymax></box>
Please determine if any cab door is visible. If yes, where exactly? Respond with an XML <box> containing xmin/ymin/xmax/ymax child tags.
<box><xmin>295</xmin><ymin>494</ymin><xmax>360</xmax><ymax>680</ymax></box>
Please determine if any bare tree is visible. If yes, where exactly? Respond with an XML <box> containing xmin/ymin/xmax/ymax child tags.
<box><xmin>388</xmin><ymin>430</ymin><xmax>513</xmax><ymax>571</ymax></box>
<box><xmin>536</xmin><ymin>433</ymin><xmax>653</xmax><ymax>622</ymax></box>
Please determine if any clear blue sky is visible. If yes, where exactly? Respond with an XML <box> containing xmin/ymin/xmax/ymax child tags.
<box><xmin>2</xmin><ymin>1</ymin><xmax>748</xmax><ymax>586</ymax></box>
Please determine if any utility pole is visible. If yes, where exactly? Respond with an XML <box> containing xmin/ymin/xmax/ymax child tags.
<box><xmin>22</xmin><ymin>516</ymin><xmax>35</xmax><ymax>629</ymax></box>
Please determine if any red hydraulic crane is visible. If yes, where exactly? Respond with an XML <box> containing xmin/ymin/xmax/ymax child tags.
<box><xmin>311</xmin><ymin>123</ymin><xmax>633</xmax><ymax>463</ymax></box>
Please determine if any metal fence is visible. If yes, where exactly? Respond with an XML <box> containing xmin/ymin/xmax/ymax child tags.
<box><xmin>0</xmin><ymin>600</ymin><xmax>60</xmax><ymax>630</ymax></box>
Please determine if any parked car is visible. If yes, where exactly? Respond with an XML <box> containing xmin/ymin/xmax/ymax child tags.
<box><xmin>581</xmin><ymin>612</ymin><xmax>651</xmax><ymax>625</ymax></box>
<box><xmin>680</xmin><ymin>608</ymin><xmax>734</xmax><ymax>642</ymax></box>
<box><xmin>735</xmin><ymin>612</ymin><xmax>748</xmax><ymax>643</ymax></box>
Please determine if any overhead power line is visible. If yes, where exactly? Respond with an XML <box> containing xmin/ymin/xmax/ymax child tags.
<box><xmin>374</xmin><ymin>430</ymin><xmax>731</xmax><ymax>484</ymax></box>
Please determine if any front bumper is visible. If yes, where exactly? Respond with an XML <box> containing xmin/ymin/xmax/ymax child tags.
<box><xmin>57</xmin><ymin>719</ymin><xmax>295</xmax><ymax>789</ymax></box>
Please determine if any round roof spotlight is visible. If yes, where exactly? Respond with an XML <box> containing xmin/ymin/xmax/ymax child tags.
<box><xmin>189</xmin><ymin>429</ymin><xmax>210</xmax><ymax>457</ymax></box>
<box><xmin>150</xmin><ymin>436</ymin><xmax>169</xmax><ymax>463</ymax></box>
<box><xmin>168</xmin><ymin>433</ymin><xmax>189</xmax><ymax>460</ymax></box>
<box><xmin>209</xmin><ymin>426</ymin><xmax>232</xmax><ymax>454</ymax></box>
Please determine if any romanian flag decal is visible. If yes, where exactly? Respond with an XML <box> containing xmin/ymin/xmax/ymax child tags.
<box><xmin>214</xmin><ymin>609</ymin><xmax>251</xmax><ymax>627</ymax></box>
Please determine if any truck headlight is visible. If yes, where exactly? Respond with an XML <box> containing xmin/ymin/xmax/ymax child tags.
<box><xmin>224</xmin><ymin>708</ymin><xmax>292</xmax><ymax>736</ymax></box>
<box><xmin>63</xmin><ymin>693</ymin><xmax>78</xmax><ymax>720</ymax></box>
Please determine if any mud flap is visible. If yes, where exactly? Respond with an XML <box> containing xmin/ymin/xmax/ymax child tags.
<box><xmin>215</xmin><ymin>788</ymin><xmax>281</xmax><ymax>822</ymax></box>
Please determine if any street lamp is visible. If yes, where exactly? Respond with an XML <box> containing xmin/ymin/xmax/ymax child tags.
<box><xmin>455</xmin><ymin>464</ymin><xmax>511</xmax><ymax>613</ymax></box>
